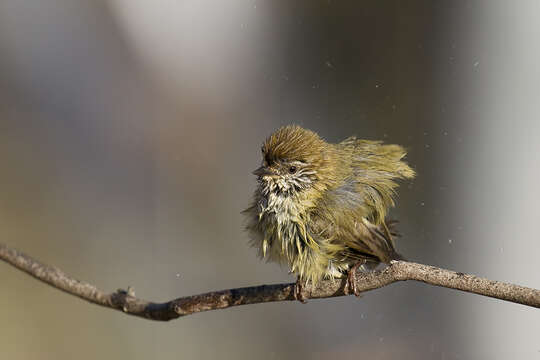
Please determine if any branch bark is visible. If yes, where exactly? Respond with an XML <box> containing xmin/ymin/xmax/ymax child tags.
<box><xmin>1</xmin><ymin>242</ymin><xmax>538</xmax><ymax>321</ymax></box>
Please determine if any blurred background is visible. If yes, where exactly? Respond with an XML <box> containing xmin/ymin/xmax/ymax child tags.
<box><xmin>1</xmin><ymin>0</ymin><xmax>539</xmax><ymax>359</ymax></box>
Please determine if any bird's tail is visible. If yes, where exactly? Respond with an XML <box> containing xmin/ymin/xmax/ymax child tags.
<box><xmin>389</xmin><ymin>250</ymin><xmax>407</xmax><ymax>262</ymax></box>
<box><xmin>366</xmin><ymin>219</ymin><xmax>408</xmax><ymax>263</ymax></box>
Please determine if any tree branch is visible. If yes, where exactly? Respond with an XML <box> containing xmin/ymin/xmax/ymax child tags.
<box><xmin>1</xmin><ymin>242</ymin><xmax>538</xmax><ymax>321</ymax></box>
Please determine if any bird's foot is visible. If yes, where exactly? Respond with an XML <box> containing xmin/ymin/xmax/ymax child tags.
<box><xmin>345</xmin><ymin>261</ymin><xmax>366</xmax><ymax>297</ymax></box>
<box><xmin>293</xmin><ymin>277</ymin><xmax>308</xmax><ymax>304</ymax></box>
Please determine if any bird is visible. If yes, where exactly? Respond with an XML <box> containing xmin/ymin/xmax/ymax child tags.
<box><xmin>243</xmin><ymin>125</ymin><xmax>415</xmax><ymax>300</ymax></box>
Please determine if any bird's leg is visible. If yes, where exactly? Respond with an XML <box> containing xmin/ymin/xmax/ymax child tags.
<box><xmin>345</xmin><ymin>260</ymin><xmax>366</xmax><ymax>297</ymax></box>
<box><xmin>293</xmin><ymin>277</ymin><xmax>308</xmax><ymax>304</ymax></box>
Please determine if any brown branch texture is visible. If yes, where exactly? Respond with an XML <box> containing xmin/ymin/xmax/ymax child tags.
<box><xmin>1</xmin><ymin>242</ymin><xmax>539</xmax><ymax>321</ymax></box>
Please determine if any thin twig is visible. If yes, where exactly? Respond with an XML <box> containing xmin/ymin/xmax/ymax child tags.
<box><xmin>1</xmin><ymin>242</ymin><xmax>538</xmax><ymax>321</ymax></box>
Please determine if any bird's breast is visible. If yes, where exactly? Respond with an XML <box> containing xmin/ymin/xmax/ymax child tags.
<box><xmin>257</xmin><ymin>192</ymin><xmax>307</xmax><ymax>260</ymax></box>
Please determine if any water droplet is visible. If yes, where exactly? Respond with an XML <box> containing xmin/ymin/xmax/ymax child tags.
<box><xmin>176</xmin><ymin>273</ymin><xmax>181</xmax><ymax>278</ymax></box>
<box><xmin>443</xmin><ymin>131</ymin><xmax>448</xmax><ymax>136</ymax></box>
<box><xmin>420</xmin><ymin>202</ymin><xmax>425</xmax><ymax>206</ymax></box>
<box><xmin>448</xmin><ymin>239</ymin><xmax>452</xmax><ymax>244</ymax></box>
<box><xmin>473</xmin><ymin>61</ymin><xmax>480</xmax><ymax>67</ymax></box>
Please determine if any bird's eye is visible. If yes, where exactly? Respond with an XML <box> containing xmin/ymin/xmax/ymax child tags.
<box><xmin>289</xmin><ymin>166</ymin><xmax>297</xmax><ymax>174</ymax></box>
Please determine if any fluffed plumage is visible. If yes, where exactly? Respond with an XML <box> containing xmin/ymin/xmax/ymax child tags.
<box><xmin>243</xmin><ymin>125</ymin><xmax>415</xmax><ymax>284</ymax></box>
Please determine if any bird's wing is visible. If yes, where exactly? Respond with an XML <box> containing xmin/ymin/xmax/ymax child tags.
<box><xmin>308</xmin><ymin>138</ymin><xmax>413</xmax><ymax>264</ymax></box>
<box><xmin>336</xmin><ymin>138</ymin><xmax>415</xmax><ymax>224</ymax></box>
<box><xmin>309</xmin><ymin>179</ymin><xmax>400</xmax><ymax>264</ymax></box>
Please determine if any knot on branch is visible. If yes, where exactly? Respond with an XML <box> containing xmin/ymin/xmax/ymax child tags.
<box><xmin>110</xmin><ymin>286</ymin><xmax>136</xmax><ymax>312</ymax></box>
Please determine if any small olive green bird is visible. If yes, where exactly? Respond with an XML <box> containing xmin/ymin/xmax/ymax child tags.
<box><xmin>243</xmin><ymin>125</ymin><xmax>414</xmax><ymax>299</ymax></box>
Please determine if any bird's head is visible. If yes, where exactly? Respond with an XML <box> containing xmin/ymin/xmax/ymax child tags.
<box><xmin>253</xmin><ymin>125</ymin><xmax>338</xmax><ymax>197</ymax></box>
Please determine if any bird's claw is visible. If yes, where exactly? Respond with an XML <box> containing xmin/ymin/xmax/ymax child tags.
<box><xmin>294</xmin><ymin>278</ymin><xmax>308</xmax><ymax>304</ymax></box>
<box><xmin>345</xmin><ymin>261</ymin><xmax>365</xmax><ymax>297</ymax></box>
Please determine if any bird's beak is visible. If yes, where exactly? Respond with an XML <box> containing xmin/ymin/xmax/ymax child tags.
<box><xmin>252</xmin><ymin>166</ymin><xmax>274</xmax><ymax>177</ymax></box>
